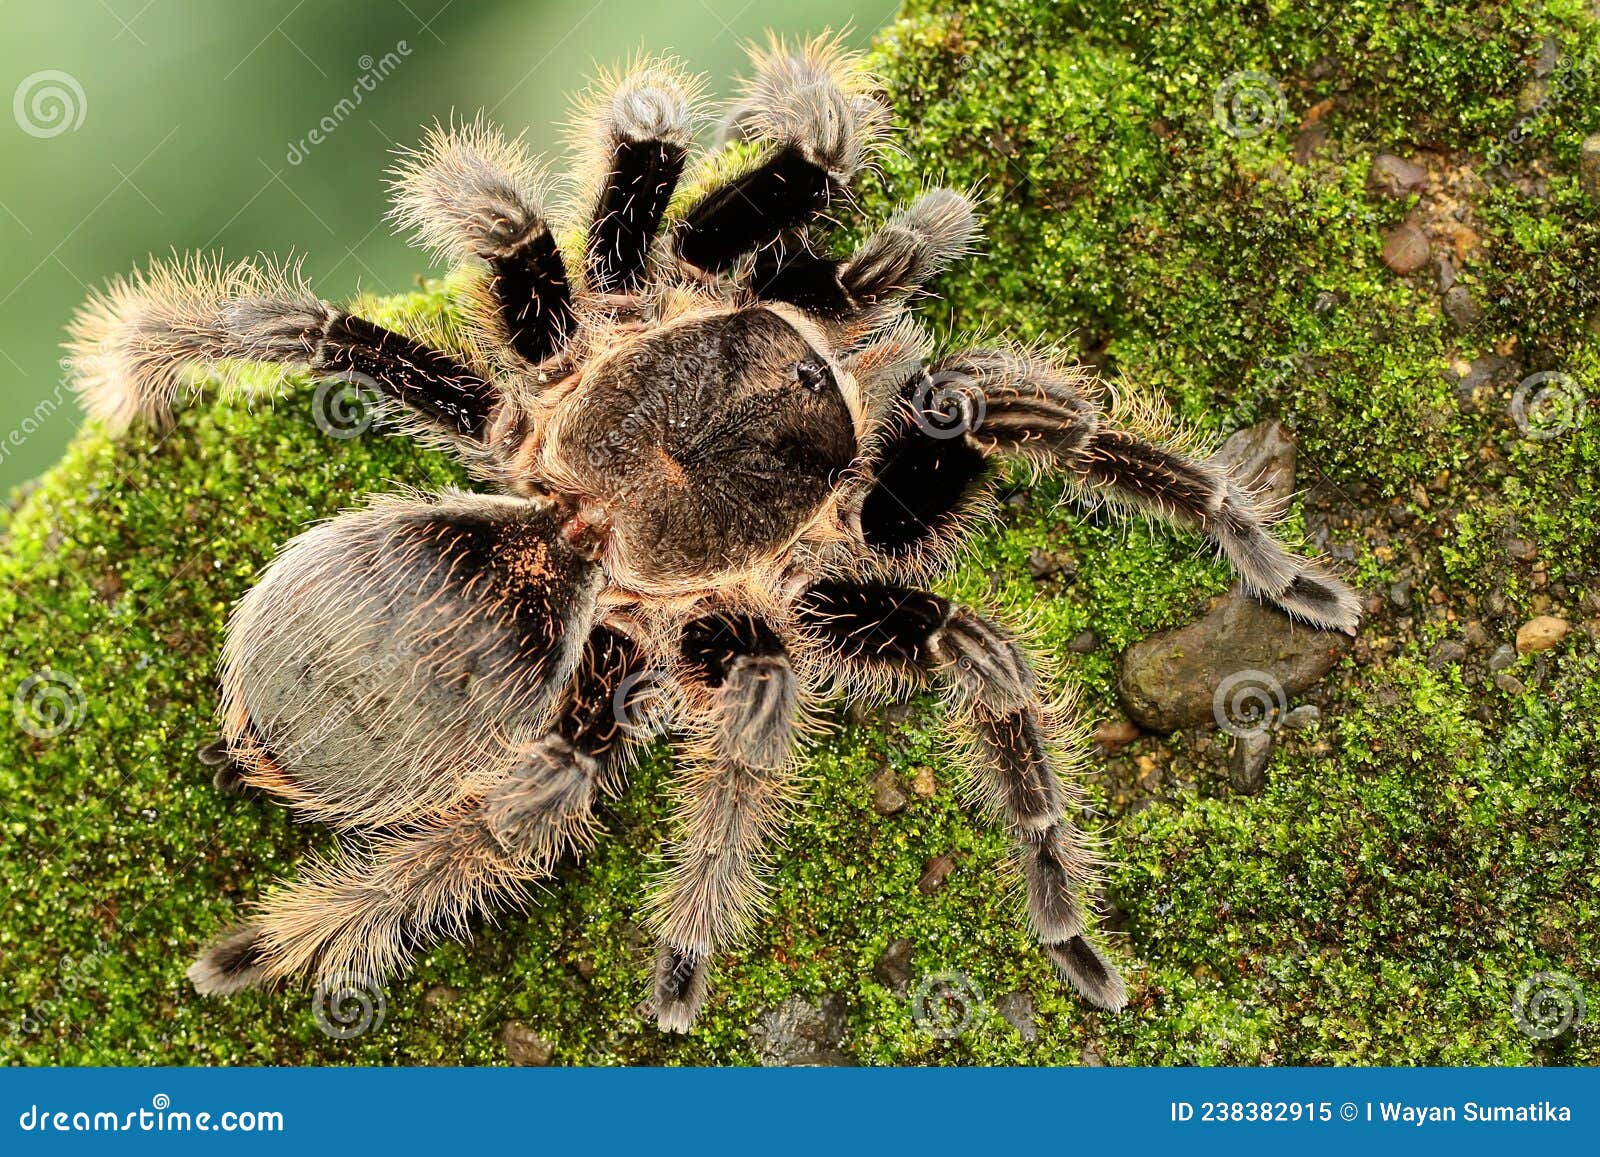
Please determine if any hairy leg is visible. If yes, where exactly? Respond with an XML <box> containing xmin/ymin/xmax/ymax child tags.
<box><xmin>573</xmin><ymin>62</ymin><xmax>695</xmax><ymax>295</ymax></box>
<box><xmin>68</xmin><ymin>255</ymin><xmax>499</xmax><ymax>440</ymax></box>
<box><xmin>646</xmin><ymin>612</ymin><xmax>799</xmax><ymax>1032</ymax></box>
<box><xmin>856</xmin><ymin>350</ymin><xmax>1362</xmax><ymax>633</ymax></box>
<box><xmin>389</xmin><ymin>117</ymin><xmax>573</xmax><ymax>365</ymax></box>
<box><xmin>672</xmin><ymin>34</ymin><xmax>889</xmax><ymax>275</ymax></box>
<box><xmin>796</xmin><ymin>579</ymin><xmax>1126</xmax><ymax>1010</ymax></box>
<box><xmin>189</xmin><ymin>622</ymin><xmax>651</xmax><ymax>995</ymax></box>
<box><xmin>748</xmin><ymin>187</ymin><xmax>978</xmax><ymax>317</ymax></box>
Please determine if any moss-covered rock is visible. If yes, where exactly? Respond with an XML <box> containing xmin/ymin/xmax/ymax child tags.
<box><xmin>3</xmin><ymin>0</ymin><xmax>1597</xmax><ymax>1065</ymax></box>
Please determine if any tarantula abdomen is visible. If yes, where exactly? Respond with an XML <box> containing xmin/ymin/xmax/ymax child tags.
<box><xmin>218</xmin><ymin>492</ymin><xmax>602</xmax><ymax>830</ymax></box>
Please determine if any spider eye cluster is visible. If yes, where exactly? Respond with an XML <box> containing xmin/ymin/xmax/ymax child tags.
<box><xmin>792</xmin><ymin>357</ymin><xmax>832</xmax><ymax>392</ymax></box>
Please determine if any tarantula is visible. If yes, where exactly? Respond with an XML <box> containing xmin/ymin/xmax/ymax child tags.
<box><xmin>66</xmin><ymin>35</ymin><xmax>1359</xmax><ymax>1033</ymax></box>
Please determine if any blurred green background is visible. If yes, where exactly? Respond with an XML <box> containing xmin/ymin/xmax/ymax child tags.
<box><xmin>0</xmin><ymin>0</ymin><xmax>877</xmax><ymax>491</ymax></box>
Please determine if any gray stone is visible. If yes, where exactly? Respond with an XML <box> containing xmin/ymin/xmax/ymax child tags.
<box><xmin>1454</xmin><ymin>355</ymin><xmax>1518</xmax><ymax>396</ymax></box>
<box><xmin>1229</xmin><ymin>730</ymin><xmax>1274</xmax><ymax>794</ymax></box>
<box><xmin>1381</xmin><ymin>222</ymin><xmax>1431</xmax><ymax>274</ymax></box>
<box><xmin>1582</xmin><ymin>133</ymin><xmax>1600</xmax><ymax>201</ymax></box>
<box><xmin>501</xmin><ymin>1021</ymin><xmax>554</xmax><ymax>1066</ymax></box>
<box><xmin>1212</xmin><ymin>419</ymin><xmax>1297</xmax><ymax>514</ymax></box>
<box><xmin>1388</xmin><ymin>578</ymin><xmax>1414</xmax><ymax>609</ymax></box>
<box><xmin>1279</xmin><ymin>704</ymin><xmax>1322</xmax><ymax>731</ymax></box>
<box><xmin>1487</xmin><ymin>642</ymin><xmax>1517</xmax><ymax>673</ymax></box>
<box><xmin>1117</xmin><ymin>590</ymin><xmax>1351</xmax><ymax>732</ymax></box>
<box><xmin>1427</xmin><ymin>640</ymin><xmax>1468</xmax><ymax>669</ymax></box>
<box><xmin>1069</xmin><ymin>629</ymin><xmax>1100</xmax><ymax>654</ymax></box>
<box><xmin>918</xmin><ymin>853</ymin><xmax>957</xmax><ymax>894</ymax></box>
<box><xmin>750</xmin><ymin>994</ymin><xmax>854</xmax><ymax>1067</ymax></box>
<box><xmin>875</xmin><ymin>938</ymin><xmax>915</xmax><ymax>995</ymax></box>
<box><xmin>1494</xmin><ymin>673</ymin><xmax>1527</xmax><ymax>696</ymax></box>
<box><xmin>870</xmin><ymin>768</ymin><xmax>909</xmax><ymax>815</ymax></box>
<box><xmin>1027</xmin><ymin>547</ymin><xmax>1076</xmax><ymax>580</ymax></box>
<box><xmin>1442</xmin><ymin>285</ymin><xmax>1484</xmax><ymax>331</ymax></box>
<box><xmin>1367</xmin><ymin>153</ymin><xmax>1429</xmax><ymax>198</ymax></box>
<box><xmin>1535</xmin><ymin>35</ymin><xmax>1560</xmax><ymax>76</ymax></box>
<box><xmin>1503</xmin><ymin>536</ymin><xmax>1538</xmax><ymax>562</ymax></box>
<box><xmin>996</xmin><ymin>992</ymin><xmax>1039</xmax><ymax>1042</ymax></box>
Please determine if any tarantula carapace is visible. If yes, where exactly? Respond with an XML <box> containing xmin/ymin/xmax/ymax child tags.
<box><xmin>67</xmin><ymin>35</ymin><xmax>1360</xmax><ymax>1033</ymax></box>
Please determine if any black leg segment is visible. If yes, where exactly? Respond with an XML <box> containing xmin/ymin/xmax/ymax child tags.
<box><xmin>589</xmin><ymin>137</ymin><xmax>688</xmax><ymax>293</ymax></box>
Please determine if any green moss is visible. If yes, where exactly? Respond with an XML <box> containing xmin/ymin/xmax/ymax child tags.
<box><xmin>3</xmin><ymin>0</ymin><xmax>1597</xmax><ymax>1065</ymax></box>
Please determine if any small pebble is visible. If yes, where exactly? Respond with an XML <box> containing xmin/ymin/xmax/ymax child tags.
<box><xmin>501</xmin><ymin>1022</ymin><xmax>554</xmax><ymax>1066</ymax></box>
<box><xmin>1516</xmin><ymin>615</ymin><xmax>1570</xmax><ymax>654</ymax></box>
<box><xmin>1279</xmin><ymin>704</ymin><xmax>1321</xmax><ymax>731</ymax></box>
<box><xmin>870</xmin><ymin>769</ymin><xmax>909</xmax><ymax>815</ymax></box>
<box><xmin>1494</xmin><ymin>673</ymin><xmax>1527</xmax><ymax>696</ymax></box>
<box><xmin>422</xmin><ymin>985</ymin><xmax>459</xmax><ymax>1008</ymax></box>
<box><xmin>1027</xmin><ymin>548</ymin><xmax>1076</xmax><ymax>580</ymax></box>
<box><xmin>1068</xmin><ymin>629</ymin><xmax>1099</xmax><ymax>654</ymax></box>
<box><xmin>1367</xmin><ymin>153</ymin><xmax>1429</xmax><ymax>198</ymax></box>
<box><xmin>1442</xmin><ymin>284</ymin><xmax>1484</xmax><ymax>331</ymax></box>
<box><xmin>1427</xmin><ymin>640</ymin><xmax>1467</xmax><ymax>669</ymax></box>
<box><xmin>1229</xmin><ymin>731</ymin><xmax>1273</xmax><ymax>795</ymax></box>
<box><xmin>874</xmin><ymin>938</ymin><xmax>915</xmax><ymax>995</ymax></box>
<box><xmin>1582</xmin><ymin>132</ymin><xmax>1600</xmax><ymax>201</ymax></box>
<box><xmin>996</xmin><ymin>992</ymin><xmax>1038</xmax><ymax>1043</ymax></box>
<box><xmin>918</xmin><ymin>853</ymin><xmax>957</xmax><ymax>894</ymax></box>
<box><xmin>912</xmin><ymin>767</ymin><xmax>937</xmax><ymax>798</ymax></box>
<box><xmin>1093</xmin><ymin>719</ymin><xmax>1141</xmax><ymax>750</ymax></box>
<box><xmin>1487</xmin><ymin>642</ymin><xmax>1517</xmax><ymax>673</ymax></box>
<box><xmin>1381</xmin><ymin>222</ymin><xmax>1430</xmax><ymax>274</ymax></box>
<box><xmin>1388</xmin><ymin>578</ymin><xmax>1414</xmax><ymax>608</ymax></box>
